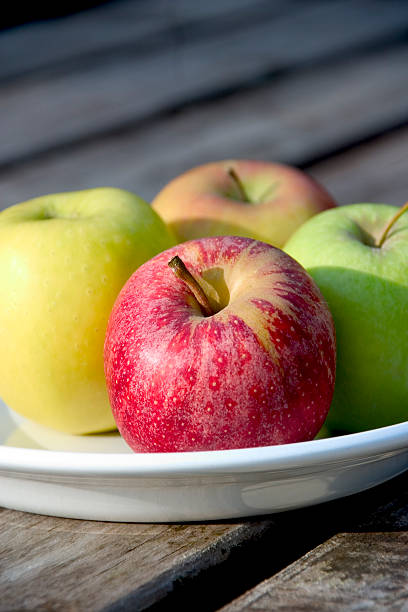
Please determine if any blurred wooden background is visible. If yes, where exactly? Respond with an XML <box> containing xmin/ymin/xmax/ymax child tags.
<box><xmin>1</xmin><ymin>0</ymin><xmax>408</xmax><ymax>210</ymax></box>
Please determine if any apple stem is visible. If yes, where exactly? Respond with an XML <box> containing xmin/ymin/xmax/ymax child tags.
<box><xmin>377</xmin><ymin>201</ymin><xmax>408</xmax><ymax>247</ymax></box>
<box><xmin>168</xmin><ymin>255</ymin><xmax>214</xmax><ymax>317</ymax></box>
<box><xmin>228</xmin><ymin>168</ymin><xmax>249</xmax><ymax>202</ymax></box>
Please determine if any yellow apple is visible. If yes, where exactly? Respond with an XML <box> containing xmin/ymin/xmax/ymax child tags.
<box><xmin>152</xmin><ymin>160</ymin><xmax>336</xmax><ymax>247</ymax></box>
<box><xmin>0</xmin><ymin>187</ymin><xmax>175</xmax><ymax>434</ymax></box>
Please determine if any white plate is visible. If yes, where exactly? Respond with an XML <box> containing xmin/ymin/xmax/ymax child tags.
<box><xmin>1</xmin><ymin>398</ymin><xmax>408</xmax><ymax>522</ymax></box>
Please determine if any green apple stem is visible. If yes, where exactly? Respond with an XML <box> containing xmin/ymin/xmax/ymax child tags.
<box><xmin>168</xmin><ymin>255</ymin><xmax>214</xmax><ymax>317</ymax></box>
<box><xmin>228</xmin><ymin>168</ymin><xmax>249</xmax><ymax>202</ymax></box>
<box><xmin>377</xmin><ymin>201</ymin><xmax>408</xmax><ymax>247</ymax></box>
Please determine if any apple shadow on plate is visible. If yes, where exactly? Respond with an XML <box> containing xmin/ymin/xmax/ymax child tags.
<box><xmin>2</xmin><ymin>402</ymin><xmax>129</xmax><ymax>453</ymax></box>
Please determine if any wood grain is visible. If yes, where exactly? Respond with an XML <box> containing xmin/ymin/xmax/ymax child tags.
<box><xmin>220</xmin><ymin>532</ymin><xmax>408</xmax><ymax>611</ymax></box>
<box><xmin>0</xmin><ymin>508</ymin><xmax>273</xmax><ymax>611</ymax></box>
<box><xmin>310</xmin><ymin>125</ymin><xmax>408</xmax><ymax>206</ymax></box>
<box><xmin>219</xmin><ymin>474</ymin><xmax>408</xmax><ymax>611</ymax></box>
<box><xmin>2</xmin><ymin>0</ymin><xmax>408</xmax><ymax>166</ymax></box>
<box><xmin>0</xmin><ymin>0</ymin><xmax>289</xmax><ymax>81</ymax></box>
<box><xmin>1</xmin><ymin>42</ymin><xmax>408</xmax><ymax>208</ymax></box>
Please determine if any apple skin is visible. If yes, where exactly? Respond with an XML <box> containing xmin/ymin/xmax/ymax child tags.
<box><xmin>104</xmin><ymin>236</ymin><xmax>336</xmax><ymax>452</ymax></box>
<box><xmin>0</xmin><ymin>187</ymin><xmax>176</xmax><ymax>434</ymax></box>
<box><xmin>285</xmin><ymin>203</ymin><xmax>408</xmax><ymax>433</ymax></box>
<box><xmin>151</xmin><ymin>160</ymin><xmax>336</xmax><ymax>248</ymax></box>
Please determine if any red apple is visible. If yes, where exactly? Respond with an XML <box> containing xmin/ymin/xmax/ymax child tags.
<box><xmin>104</xmin><ymin>236</ymin><xmax>336</xmax><ymax>452</ymax></box>
<box><xmin>152</xmin><ymin>160</ymin><xmax>336</xmax><ymax>248</ymax></box>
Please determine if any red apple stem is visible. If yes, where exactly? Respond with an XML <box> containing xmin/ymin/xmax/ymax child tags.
<box><xmin>377</xmin><ymin>201</ymin><xmax>408</xmax><ymax>247</ymax></box>
<box><xmin>168</xmin><ymin>255</ymin><xmax>214</xmax><ymax>317</ymax></box>
<box><xmin>228</xmin><ymin>167</ymin><xmax>249</xmax><ymax>202</ymax></box>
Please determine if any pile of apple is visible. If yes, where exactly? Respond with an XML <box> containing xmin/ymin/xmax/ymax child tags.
<box><xmin>1</xmin><ymin>160</ymin><xmax>407</xmax><ymax>452</ymax></box>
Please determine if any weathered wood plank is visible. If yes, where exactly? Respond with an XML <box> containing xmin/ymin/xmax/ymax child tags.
<box><xmin>0</xmin><ymin>508</ymin><xmax>273</xmax><ymax>611</ymax></box>
<box><xmin>0</xmin><ymin>0</ymin><xmax>288</xmax><ymax>81</ymax></box>
<box><xmin>2</xmin><ymin>0</ymin><xmax>408</xmax><ymax>165</ymax></box>
<box><xmin>309</xmin><ymin>126</ymin><xmax>408</xmax><ymax>206</ymax></box>
<box><xmin>1</xmin><ymin>43</ymin><xmax>408</xmax><ymax>209</ymax></box>
<box><xmin>219</xmin><ymin>532</ymin><xmax>408</xmax><ymax>611</ymax></box>
<box><xmin>219</xmin><ymin>471</ymin><xmax>408</xmax><ymax>611</ymax></box>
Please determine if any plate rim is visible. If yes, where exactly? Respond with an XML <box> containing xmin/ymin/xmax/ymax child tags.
<box><xmin>1</xmin><ymin>420</ymin><xmax>408</xmax><ymax>478</ymax></box>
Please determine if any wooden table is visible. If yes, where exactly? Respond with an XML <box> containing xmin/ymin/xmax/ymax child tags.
<box><xmin>1</xmin><ymin>1</ymin><xmax>408</xmax><ymax>609</ymax></box>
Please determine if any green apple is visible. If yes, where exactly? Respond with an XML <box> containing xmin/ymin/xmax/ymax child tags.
<box><xmin>285</xmin><ymin>202</ymin><xmax>408</xmax><ymax>433</ymax></box>
<box><xmin>0</xmin><ymin>187</ymin><xmax>176</xmax><ymax>434</ymax></box>
<box><xmin>152</xmin><ymin>160</ymin><xmax>336</xmax><ymax>248</ymax></box>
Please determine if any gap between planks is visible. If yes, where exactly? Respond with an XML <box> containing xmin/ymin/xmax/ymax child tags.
<box><xmin>217</xmin><ymin>473</ymin><xmax>408</xmax><ymax>612</ymax></box>
<box><xmin>219</xmin><ymin>531</ymin><xmax>408</xmax><ymax>611</ymax></box>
